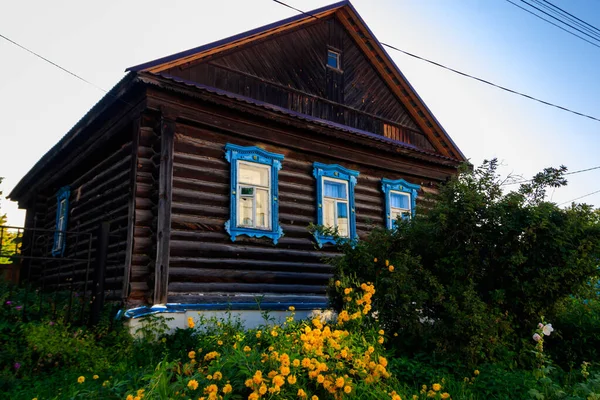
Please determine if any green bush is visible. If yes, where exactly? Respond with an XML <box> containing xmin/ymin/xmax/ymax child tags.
<box><xmin>329</xmin><ymin>160</ymin><xmax>600</xmax><ymax>366</ymax></box>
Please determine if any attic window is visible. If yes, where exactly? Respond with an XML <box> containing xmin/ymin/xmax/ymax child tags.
<box><xmin>327</xmin><ymin>50</ymin><xmax>341</xmax><ymax>70</ymax></box>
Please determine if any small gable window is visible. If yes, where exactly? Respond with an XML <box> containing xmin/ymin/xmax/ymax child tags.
<box><xmin>327</xmin><ymin>49</ymin><xmax>341</xmax><ymax>70</ymax></box>
<box><xmin>313</xmin><ymin>162</ymin><xmax>358</xmax><ymax>247</ymax></box>
<box><xmin>381</xmin><ymin>178</ymin><xmax>420</xmax><ymax>229</ymax></box>
<box><xmin>224</xmin><ymin>143</ymin><xmax>284</xmax><ymax>244</ymax></box>
<box><xmin>52</xmin><ymin>186</ymin><xmax>70</xmax><ymax>256</ymax></box>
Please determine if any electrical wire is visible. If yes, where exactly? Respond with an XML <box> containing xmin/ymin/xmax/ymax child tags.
<box><xmin>558</xmin><ymin>188</ymin><xmax>600</xmax><ymax>206</ymax></box>
<box><xmin>540</xmin><ymin>0</ymin><xmax>600</xmax><ymax>36</ymax></box>
<box><xmin>503</xmin><ymin>165</ymin><xmax>600</xmax><ymax>186</ymax></box>
<box><xmin>273</xmin><ymin>0</ymin><xmax>600</xmax><ymax>123</ymax></box>
<box><xmin>503</xmin><ymin>0</ymin><xmax>600</xmax><ymax>49</ymax></box>
<box><xmin>518</xmin><ymin>0</ymin><xmax>600</xmax><ymax>44</ymax></box>
<box><xmin>0</xmin><ymin>33</ymin><xmax>109</xmax><ymax>94</ymax></box>
<box><xmin>532</xmin><ymin>0</ymin><xmax>600</xmax><ymax>38</ymax></box>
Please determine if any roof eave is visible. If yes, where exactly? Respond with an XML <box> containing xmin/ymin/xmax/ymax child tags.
<box><xmin>8</xmin><ymin>72</ymin><xmax>138</xmax><ymax>203</ymax></box>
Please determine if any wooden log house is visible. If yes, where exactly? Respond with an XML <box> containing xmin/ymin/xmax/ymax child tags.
<box><xmin>8</xmin><ymin>1</ymin><xmax>466</xmax><ymax>324</ymax></box>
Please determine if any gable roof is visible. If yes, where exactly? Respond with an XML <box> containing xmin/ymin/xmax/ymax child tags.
<box><xmin>127</xmin><ymin>1</ymin><xmax>465</xmax><ymax>161</ymax></box>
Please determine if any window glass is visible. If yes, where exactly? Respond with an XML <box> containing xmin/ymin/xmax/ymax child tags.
<box><xmin>337</xmin><ymin>202</ymin><xmax>349</xmax><ymax>237</ymax></box>
<box><xmin>324</xmin><ymin>180</ymin><xmax>347</xmax><ymax>199</ymax></box>
<box><xmin>323</xmin><ymin>199</ymin><xmax>336</xmax><ymax>228</ymax></box>
<box><xmin>239</xmin><ymin>194</ymin><xmax>254</xmax><ymax>227</ymax></box>
<box><xmin>327</xmin><ymin>50</ymin><xmax>340</xmax><ymax>69</ymax></box>
<box><xmin>256</xmin><ymin>189</ymin><xmax>268</xmax><ymax>228</ymax></box>
<box><xmin>239</xmin><ymin>163</ymin><xmax>269</xmax><ymax>186</ymax></box>
<box><xmin>390</xmin><ymin>192</ymin><xmax>410</xmax><ymax>209</ymax></box>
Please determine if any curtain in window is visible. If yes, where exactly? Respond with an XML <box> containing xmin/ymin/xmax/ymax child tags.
<box><xmin>390</xmin><ymin>192</ymin><xmax>409</xmax><ymax>209</ymax></box>
<box><xmin>324</xmin><ymin>181</ymin><xmax>347</xmax><ymax>199</ymax></box>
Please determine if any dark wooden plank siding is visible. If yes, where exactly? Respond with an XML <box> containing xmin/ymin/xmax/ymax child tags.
<box><xmin>163</xmin><ymin>17</ymin><xmax>430</xmax><ymax>146</ymax></box>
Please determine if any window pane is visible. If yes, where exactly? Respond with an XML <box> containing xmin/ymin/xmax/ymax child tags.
<box><xmin>327</xmin><ymin>50</ymin><xmax>339</xmax><ymax>69</ymax></box>
<box><xmin>390</xmin><ymin>192</ymin><xmax>410</xmax><ymax>209</ymax></box>
<box><xmin>324</xmin><ymin>180</ymin><xmax>347</xmax><ymax>199</ymax></box>
<box><xmin>337</xmin><ymin>202</ymin><xmax>349</xmax><ymax>237</ymax></box>
<box><xmin>238</xmin><ymin>196</ymin><xmax>254</xmax><ymax>226</ymax></box>
<box><xmin>241</xmin><ymin>186</ymin><xmax>254</xmax><ymax>196</ymax></box>
<box><xmin>323</xmin><ymin>199</ymin><xmax>335</xmax><ymax>228</ymax></box>
<box><xmin>256</xmin><ymin>189</ymin><xmax>269</xmax><ymax>229</ymax></box>
<box><xmin>239</xmin><ymin>163</ymin><xmax>269</xmax><ymax>186</ymax></box>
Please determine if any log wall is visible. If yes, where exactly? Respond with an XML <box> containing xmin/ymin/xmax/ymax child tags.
<box><xmin>145</xmin><ymin>89</ymin><xmax>457</xmax><ymax>307</ymax></box>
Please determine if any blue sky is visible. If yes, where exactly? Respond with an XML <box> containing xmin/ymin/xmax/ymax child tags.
<box><xmin>1</xmin><ymin>0</ymin><xmax>599</xmax><ymax>226</ymax></box>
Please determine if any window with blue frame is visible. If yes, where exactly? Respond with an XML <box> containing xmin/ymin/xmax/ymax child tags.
<box><xmin>381</xmin><ymin>178</ymin><xmax>420</xmax><ymax>229</ymax></box>
<box><xmin>52</xmin><ymin>186</ymin><xmax>70</xmax><ymax>256</ymax></box>
<box><xmin>313</xmin><ymin>163</ymin><xmax>359</xmax><ymax>247</ymax></box>
<box><xmin>224</xmin><ymin>144</ymin><xmax>284</xmax><ymax>244</ymax></box>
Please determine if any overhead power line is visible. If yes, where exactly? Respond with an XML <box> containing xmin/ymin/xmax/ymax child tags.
<box><xmin>540</xmin><ymin>0</ymin><xmax>600</xmax><ymax>36</ymax></box>
<box><xmin>534</xmin><ymin>0</ymin><xmax>600</xmax><ymax>38</ymax></box>
<box><xmin>0</xmin><ymin>33</ymin><xmax>109</xmax><ymax>94</ymax></box>
<box><xmin>503</xmin><ymin>165</ymin><xmax>600</xmax><ymax>186</ymax></box>
<box><xmin>558</xmin><ymin>188</ymin><xmax>600</xmax><ymax>206</ymax></box>
<box><xmin>503</xmin><ymin>0</ymin><xmax>600</xmax><ymax>49</ymax></box>
<box><xmin>518</xmin><ymin>0</ymin><xmax>600</xmax><ymax>44</ymax></box>
<box><xmin>273</xmin><ymin>0</ymin><xmax>600</xmax><ymax>123</ymax></box>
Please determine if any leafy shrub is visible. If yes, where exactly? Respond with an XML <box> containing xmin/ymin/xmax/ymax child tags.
<box><xmin>549</xmin><ymin>295</ymin><xmax>600</xmax><ymax>368</ymax></box>
<box><xmin>329</xmin><ymin>160</ymin><xmax>600</xmax><ymax>366</ymax></box>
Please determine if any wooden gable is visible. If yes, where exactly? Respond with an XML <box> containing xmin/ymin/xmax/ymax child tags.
<box><xmin>127</xmin><ymin>1</ymin><xmax>465</xmax><ymax>161</ymax></box>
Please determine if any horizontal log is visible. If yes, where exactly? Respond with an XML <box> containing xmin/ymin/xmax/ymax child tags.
<box><xmin>169</xmin><ymin>267</ymin><xmax>331</xmax><ymax>284</ymax></box>
<box><xmin>167</xmin><ymin>293</ymin><xmax>328</xmax><ymax>305</ymax></box>
<box><xmin>168</xmin><ymin>256</ymin><xmax>333</xmax><ymax>272</ymax></box>
<box><xmin>168</xmin><ymin>282</ymin><xmax>327</xmax><ymax>294</ymax></box>
<box><xmin>169</xmin><ymin>240</ymin><xmax>337</xmax><ymax>261</ymax></box>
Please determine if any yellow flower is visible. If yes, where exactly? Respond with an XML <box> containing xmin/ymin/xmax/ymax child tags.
<box><xmin>126</xmin><ymin>396</ymin><xmax>134</xmax><ymax>400</ymax></box>
<box><xmin>187</xmin><ymin>317</ymin><xmax>195</xmax><ymax>329</ymax></box>
<box><xmin>378</xmin><ymin>336</ymin><xmax>384</xmax><ymax>344</ymax></box>
<box><xmin>378</xmin><ymin>329</ymin><xmax>385</xmax><ymax>335</ymax></box>
<box><xmin>441</xmin><ymin>393</ymin><xmax>450</xmax><ymax>399</ymax></box>
<box><xmin>271</xmin><ymin>329</ymin><xmax>279</xmax><ymax>337</ymax></box>
<box><xmin>289</xmin><ymin>305</ymin><xmax>295</xmax><ymax>311</ymax></box>
<box><xmin>188</xmin><ymin>379</ymin><xmax>199</xmax><ymax>390</ymax></box>
<box><xmin>217</xmin><ymin>340</ymin><xmax>223</xmax><ymax>346</ymax></box>
<box><xmin>102</xmin><ymin>380</ymin><xmax>109</xmax><ymax>387</ymax></box>
<box><xmin>392</xmin><ymin>395</ymin><xmax>401</xmax><ymax>400</ymax></box>
<box><xmin>273</xmin><ymin>375</ymin><xmax>285</xmax><ymax>387</ymax></box>
<box><xmin>374</xmin><ymin>257</ymin><xmax>378</xmax><ymax>262</ymax></box>
<box><xmin>388</xmin><ymin>265</ymin><xmax>394</xmax><ymax>272</ymax></box>
<box><xmin>137</xmin><ymin>389</ymin><xmax>145</xmax><ymax>397</ymax></box>
<box><xmin>344</xmin><ymin>288</ymin><xmax>352</xmax><ymax>295</ymax></box>
<box><xmin>259</xmin><ymin>384</ymin><xmax>268</xmax><ymax>394</ymax></box>
<box><xmin>256</xmin><ymin>331</ymin><xmax>262</xmax><ymax>338</ymax></box>
<box><xmin>243</xmin><ymin>345</ymin><xmax>252</xmax><ymax>352</ymax></box>
<box><xmin>317</xmin><ymin>374</ymin><xmax>325</xmax><ymax>383</ymax></box>
<box><xmin>394</xmin><ymin>332</ymin><xmax>398</xmax><ymax>337</ymax></box>
<box><xmin>213</xmin><ymin>371</ymin><xmax>223</xmax><ymax>380</ymax></box>
<box><xmin>297</xmin><ymin>388</ymin><xmax>307</xmax><ymax>398</ymax></box>
<box><xmin>432</xmin><ymin>383</ymin><xmax>442</xmax><ymax>391</ymax></box>
<box><xmin>293</xmin><ymin>359</ymin><xmax>300</xmax><ymax>367</ymax></box>
<box><xmin>188</xmin><ymin>350</ymin><xmax>196</xmax><ymax>359</ymax></box>
<box><xmin>335</xmin><ymin>377</ymin><xmax>345</xmax><ymax>388</ymax></box>
<box><xmin>385</xmin><ymin>259</ymin><xmax>389</xmax><ymax>266</ymax></box>
<box><xmin>474</xmin><ymin>369</ymin><xmax>480</xmax><ymax>376</ymax></box>
<box><xmin>288</xmin><ymin>375</ymin><xmax>297</xmax><ymax>384</ymax></box>
<box><xmin>312</xmin><ymin>396</ymin><xmax>319</xmax><ymax>400</ymax></box>
<box><xmin>335</xmin><ymin>280</ymin><xmax>341</xmax><ymax>287</ymax></box>
<box><xmin>344</xmin><ymin>385</ymin><xmax>352</xmax><ymax>394</ymax></box>
<box><xmin>223</xmin><ymin>383</ymin><xmax>232</xmax><ymax>394</ymax></box>
<box><xmin>249</xmin><ymin>393</ymin><xmax>259</xmax><ymax>400</ymax></box>
<box><xmin>77</xmin><ymin>376</ymin><xmax>85</xmax><ymax>384</ymax></box>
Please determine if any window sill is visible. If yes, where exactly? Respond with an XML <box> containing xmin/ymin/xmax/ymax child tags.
<box><xmin>224</xmin><ymin>220</ymin><xmax>284</xmax><ymax>245</ymax></box>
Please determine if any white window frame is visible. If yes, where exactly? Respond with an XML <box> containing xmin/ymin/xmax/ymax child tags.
<box><xmin>389</xmin><ymin>190</ymin><xmax>412</xmax><ymax>227</ymax></box>
<box><xmin>236</xmin><ymin>160</ymin><xmax>272</xmax><ymax>231</ymax></box>
<box><xmin>322</xmin><ymin>177</ymin><xmax>350</xmax><ymax>237</ymax></box>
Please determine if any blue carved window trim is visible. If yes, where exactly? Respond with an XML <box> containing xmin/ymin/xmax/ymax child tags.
<box><xmin>224</xmin><ymin>143</ymin><xmax>284</xmax><ymax>244</ymax></box>
<box><xmin>381</xmin><ymin>178</ymin><xmax>420</xmax><ymax>229</ymax></box>
<box><xmin>313</xmin><ymin>162</ymin><xmax>359</xmax><ymax>247</ymax></box>
<box><xmin>52</xmin><ymin>186</ymin><xmax>70</xmax><ymax>257</ymax></box>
